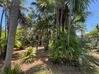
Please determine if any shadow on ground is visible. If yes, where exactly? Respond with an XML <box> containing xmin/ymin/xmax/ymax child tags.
<box><xmin>23</xmin><ymin>48</ymin><xmax>85</xmax><ymax>74</ymax></box>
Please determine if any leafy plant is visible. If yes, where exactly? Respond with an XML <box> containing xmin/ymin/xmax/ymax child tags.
<box><xmin>49</xmin><ymin>29</ymin><xmax>83</xmax><ymax>63</ymax></box>
<box><xmin>21</xmin><ymin>46</ymin><xmax>37</xmax><ymax>63</ymax></box>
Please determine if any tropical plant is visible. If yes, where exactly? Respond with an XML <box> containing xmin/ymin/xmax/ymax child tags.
<box><xmin>30</xmin><ymin>0</ymin><xmax>94</xmax><ymax>64</ymax></box>
<box><xmin>49</xmin><ymin>28</ymin><xmax>83</xmax><ymax>63</ymax></box>
<box><xmin>21</xmin><ymin>46</ymin><xmax>36</xmax><ymax>63</ymax></box>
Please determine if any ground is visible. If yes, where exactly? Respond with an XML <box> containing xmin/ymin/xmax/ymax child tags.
<box><xmin>0</xmin><ymin>47</ymin><xmax>99</xmax><ymax>74</ymax></box>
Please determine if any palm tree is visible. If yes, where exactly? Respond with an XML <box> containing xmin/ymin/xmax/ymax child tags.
<box><xmin>55</xmin><ymin>0</ymin><xmax>94</xmax><ymax>46</ymax></box>
<box><xmin>3</xmin><ymin>0</ymin><xmax>29</xmax><ymax>69</ymax></box>
<box><xmin>3</xmin><ymin>0</ymin><xmax>20</xmax><ymax>69</ymax></box>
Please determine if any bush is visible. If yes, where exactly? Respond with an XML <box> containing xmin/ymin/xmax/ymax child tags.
<box><xmin>21</xmin><ymin>46</ymin><xmax>36</xmax><ymax>63</ymax></box>
<box><xmin>49</xmin><ymin>30</ymin><xmax>83</xmax><ymax>63</ymax></box>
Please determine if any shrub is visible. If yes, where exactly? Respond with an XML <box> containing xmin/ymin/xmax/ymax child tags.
<box><xmin>49</xmin><ymin>30</ymin><xmax>83</xmax><ymax>63</ymax></box>
<box><xmin>21</xmin><ymin>46</ymin><xmax>36</xmax><ymax>63</ymax></box>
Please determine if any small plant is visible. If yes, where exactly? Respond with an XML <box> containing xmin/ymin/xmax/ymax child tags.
<box><xmin>4</xmin><ymin>64</ymin><xmax>22</xmax><ymax>74</ymax></box>
<box><xmin>21</xmin><ymin>46</ymin><xmax>36</xmax><ymax>63</ymax></box>
<box><xmin>12</xmin><ymin>64</ymin><xmax>22</xmax><ymax>74</ymax></box>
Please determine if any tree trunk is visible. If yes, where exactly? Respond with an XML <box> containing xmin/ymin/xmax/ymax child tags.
<box><xmin>4</xmin><ymin>0</ymin><xmax>20</xmax><ymax>69</ymax></box>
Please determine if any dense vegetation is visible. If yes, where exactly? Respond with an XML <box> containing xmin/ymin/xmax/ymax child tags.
<box><xmin>0</xmin><ymin>0</ymin><xmax>99</xmax><ymax>74</ymax></box>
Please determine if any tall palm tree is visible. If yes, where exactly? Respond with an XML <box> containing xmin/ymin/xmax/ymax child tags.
<box><xmin>0</xmin><ymin>0</ymin><xmax>28</xmax><ymax>62</ymax></box>
<box><xmin>3</xmin><ymin>0</ymin><xmax>29</xmax><ymax>69</ymax></box>
<box><xmin>55</xmin><ymin>0</ymin><xmax>94</xmax><ymax>46</ymax></box>
<box><xmin>3</xmin><ymin>0</ymin><xmax>20</xmax><ymax>69</ymax></box>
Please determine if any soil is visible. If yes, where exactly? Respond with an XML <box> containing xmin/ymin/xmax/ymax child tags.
<box><xmin>0</xmin><ymin>47</ymin><xmax>99</xmax><ymax>74</ymax></box>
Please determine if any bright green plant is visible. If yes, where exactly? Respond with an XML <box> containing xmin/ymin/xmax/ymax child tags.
<box><xmin>21</xmin><ymin>46</ymin><xmax>36</xmax><ymax>63</ymax></box>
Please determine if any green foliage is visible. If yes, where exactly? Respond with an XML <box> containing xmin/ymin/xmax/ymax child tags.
<box><xmin>4</xmin><ymin>64</ymin><xmax>22</xmax><ymax>74</ymax></box>
<box><xmin>21</xmin><ymin>46</ymin><xmax>36</xmax><ymax>63</ymax></box>
<box><xmin>18</xmin><ymin>27</ymin><xmax>36</xmax><ymax>47</ymax></box>
<box><xmin>87</xmin><ymin>28</ymin><xmax>99</xmax><ymax>38</ymax></box>
<box><xmin>49</xmin><ymin>30</ymin><xmax>83</xmax><ymax>62</ymax></box>
<box><xmin>15</xmin><ymin>28</ymin><xmax>24</xmax><ymax>48</ymax></box>
<box><xmin>86</xmin><ymin>27</ymin><xmax>99</xmax><ymax>49</ymax></box>
<box><xmin>0</xmin><ymin>31</ymin><xmax>7</xmax><ymax>56</ymax></box>
<box><xmin>0</xmin><ymin>31</ymin><xmax>7</xmax><ymax>49</ymax></box>
<box><xmin>15</xmin><ymin>27</ymin><xmax>35</xmax><ymax>48</ymax></box>
<box><xmin>15</xmin><ymin>40</ymin><xmax>22</xmax><ymax>48</ymax></box>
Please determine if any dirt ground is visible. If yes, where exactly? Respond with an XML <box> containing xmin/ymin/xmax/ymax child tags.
<box><xmin>13</xmin><ymin>47</ymin><xmax>83</xmax><ymax>74</ymax></box>
<box><xmin>0</xmin><ymin>47</ymin><xmax>99</xmax><ymax>74</ymax></box>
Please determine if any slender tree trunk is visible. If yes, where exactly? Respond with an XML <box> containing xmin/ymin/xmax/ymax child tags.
<box><xmin>4</xmin><ymin>0</ymin><xmax>20</xmax><ymax>69</ymax></box>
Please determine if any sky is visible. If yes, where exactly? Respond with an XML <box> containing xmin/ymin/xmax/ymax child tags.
<box><xmin>0</xmin><ymin>0</ymin><xmax>99</xmax><ymax>32</ymax></box>
<box><xmin>86</xmin><ymin>0</ymin><xmax>99</xmax><ymax>32</ymax></box>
